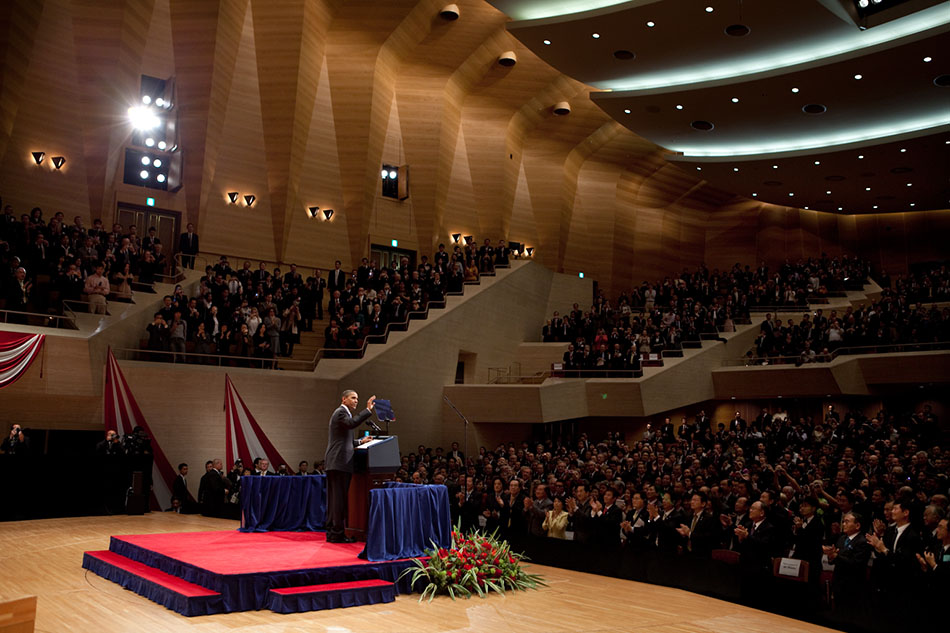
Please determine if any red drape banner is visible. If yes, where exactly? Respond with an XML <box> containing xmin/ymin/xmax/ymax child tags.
<box><xmin>0</xmin><ymin>331</ymin><xmax>45</xmax><ymax>389</ymax></box>
<box><xmin>104</xmin><ymin>348</ymin><xmax>178</xmax><ymax>510</ymax></box>
<box><xmin>224</xmin><ymin>374</ymin><xmax>290</xmax><ymax>473</ymax></box>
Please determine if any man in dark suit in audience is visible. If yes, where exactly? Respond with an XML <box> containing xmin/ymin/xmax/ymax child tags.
<box><xmin>735</xmin><ymin>500</ymin><xmax>781</xmax><ymax>604</ymax></box>
<box><xmin>790</xmin><ymin>496</ymin><xmax>824</xmax><ymax>585</ymax></box>
<box><xmin>868</xmin><ymin>498</ymin><xmax>924</xmax><ymax>596</ymax></box>
<box><xmin>677</xmin><ymin>491</ymin><xmax>719</xmax><ymax>557</ymax></box>
<box><xmin>173</xmin><ymin>462</ymin><xmax>197</xmax><ymax>513</ymax></box>
<box><xmin>324</xmin><ymin>390</ymin><xmax>375</xmax><ymax>543</ymax></box>
<box><xmin>824</xmin><ymin>512</ymin><xmax>872</xmax><ymax>616</ymax></box>
<box><xmin>327</xmin><ymin>260</ymin><xmax>345</xmax><ymax>296</ymax></box>
<box><xmin>178</xmin><ymin>223</ymin><xmax>199</xmax><ymax>269</ymax></box>
<box><xmin>198</xmin><ymin>458</ymin><xmax>230</xmax><ymax>518</ymax></box>
<box><xmin>567</xmin><ymin>483</ymin><xmax>596</xmax><ymax>544</ymax></box>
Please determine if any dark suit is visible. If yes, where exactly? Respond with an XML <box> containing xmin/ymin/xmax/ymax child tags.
<box><xmin>327</xmin><ymin>268</ymin><xmax>345</xmax><ymax>294</ymax></box>
<box><xmin>684</xmin><ymin>511</ymin><xmax>719</xmax><ymax>557</ymax></box>
<box><xmin>198</xmin><ymin>469</ymin><xmax>229</xmax><ymax>517</ymax></box>
<box><xmin>831</xmin><ymin>532</ymin><xmax>871</xmax><ymax>612</ymax></box>
<box><xmin>792</xmin><ymin>516</ymin><xmax>824</xmax><ymax>583</ymax></box>
<box><xmin>172</xmin><ymin>474</ymin><xmax>196</xmax><ymax>513</ymax></box>
<box><xmin>596</xmin><ymin>503</ymin><xmax>624</xmax><ymax>549</ymax></box>
<box><xmin>876</xmin><ymin>524</ymin><xmax>924</xmax><ymax>595</ymax></box>
<box><xmin>624</xmin><ymin>507</ymin><xmax>654</xmax><ymax>550</ymax></box>
<box><xmin>570</xmin><ymin>500</ymin><xmax>596</xmax><ymax>544</ymax></box>
<box><xmin>324</xmin><ymin>403</ymin><xmax>372</xmax><ymax>541</ymax></box>
<box><xmin>179</xmin><ymin>231</ymin><xmax>199</xmax><ymax>269</ymax></box>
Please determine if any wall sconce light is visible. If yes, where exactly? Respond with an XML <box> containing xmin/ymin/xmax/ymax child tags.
<box><xmin>32</xmin><ymin>151</ymin><xmax>45</xmax><ymax>165</ymax></box>
<box><xmin>526</xmin><ymin>247</ymin><xmax>534</xmax><ymax>256</ymax></box>
<box><xmin>452</xmin><ymin>233</ymin><xmax>461</xmax><ymax>243</ymax></box>
<box><xmin>51</xmin><ymin>156</ymin><xmax>66</xmax><ymax>169</ymax></box>
<box><xmin>464</xmin><ymin>235</ymin><xmax>474</xmax><ymax>245</ymax></box>
<box><xmin>244</xmin><ymin>194</ymin><xmax>256</xmax><ymax>207</ymax></box>
<box><xmin>308</xmin><ymin>206</ymin><xmax>320</xmax><ymax>218</ymax></box>
<box><xmin>323</xmin><ymin>209</ymin><xmax>334</xmax><ymax>221</ymax></box>
<box><xmin>227</xmin><ymin>192</ymin><xmax>239</xmax><ymax>204</ymax></box>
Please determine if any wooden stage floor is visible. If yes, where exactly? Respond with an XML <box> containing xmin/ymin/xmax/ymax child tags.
<box><xmin>0</xmin><ymin>513</ymin><xmax>842</xmax><ymax>633</ymax></box>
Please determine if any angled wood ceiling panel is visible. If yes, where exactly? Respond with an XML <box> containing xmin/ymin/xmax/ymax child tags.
<box><xmin>0</xmin><ymin>0</ymin><xmax>44</xmax><ymax>163</ymax></box>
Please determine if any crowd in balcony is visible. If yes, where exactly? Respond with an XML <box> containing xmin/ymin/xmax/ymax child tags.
<box><xmin>405</xmin><ymin>402</ymin><xmax>946</xmax><ymax>625</ymax></box>
<box><xmin>1</xmin><ymin>204</ymin><xmax>169</xmax><ymax>319</ymax></box>
<box><xmin>751</xmin><ymin>263</ymin><xmax>950</xmax><ymax>365</ymax></box>
<box><xmin>141</xmin><ymin>238</ymin><xmax>512</xmax><ymax>362</ymax></box>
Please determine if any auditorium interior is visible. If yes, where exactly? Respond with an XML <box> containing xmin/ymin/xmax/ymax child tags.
<box><xmin>0</xmin><ymin>0</ymin><xmax>947</xmax><ymax>632</ymax></box>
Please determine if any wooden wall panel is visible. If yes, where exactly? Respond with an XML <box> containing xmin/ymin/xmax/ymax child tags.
<box><xmin>876</xmin><ymin>212</ymin><xmax>908</xmax><ymax>274</ymax></box>
<box><xmin>817</xmin><ymin>209</ymin><xmax>841</xmax><ymax>258</ymax></box>
<box><xmin>756</xmin><ymin>204</ymin><xmax>786</xmax><ymax>266</ymax></box>
<box><xmin>202</xmin><ymin>2</ymin><xmax>275</xmax><ymax>262</ymax></box>
<box><xmin>704</xmin><ymin>201</ymin><xmax>758</xmax><ymax>272</ymax></box>
<box><xmin>441</xmin><ymin>125</ymin><xmax>482</xmax><ymax>241</ymax></box>
<box><xmin>0</xmin><ymin>0</ymin><xmax>89</xmax><ymax>224</ymax></box>
<box><xmin>800</xmin><ymin>209</ymin><xmax>820</xmax><ymax>259</ymax></box>
<box><xmin>507</xmin><ymin>160</ymin><xmax>538</xmax><ymax>252</ymax></box>
<box><xmin>0</xmin><ymin>0</ymin><xmax>44</xmax><ymax>162</ymax></box>
<box><xmin>284</xmin><ymin>55</ymin><xmax>349</xmax><ymax>271</ymax></box>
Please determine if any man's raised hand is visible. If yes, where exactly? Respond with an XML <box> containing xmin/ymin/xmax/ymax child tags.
<box><xmin>366</xmin><ymin>395</ymin><xmax>376</xmax><ymax>410</ymax></box>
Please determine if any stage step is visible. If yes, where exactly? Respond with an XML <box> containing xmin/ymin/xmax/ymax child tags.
<box><xmin>266</xmin><ymin>579</ymin><xmax>396</xmax><ymax>613</ymax></box>
<box><xmin>82</xmin><ymin>550</ymin><xmax>223</xmax><ymax>617</ymax></box>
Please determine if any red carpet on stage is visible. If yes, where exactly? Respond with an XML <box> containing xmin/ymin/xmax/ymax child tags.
<box><xmin>82</xmin><ymin>530</ymin><xmax>418</xmax><ymax>616</ymax></box>
<box><xmin>113</xmin><ymin>530</ymin><xmax>368</xmax><ymax>574</ymax></box>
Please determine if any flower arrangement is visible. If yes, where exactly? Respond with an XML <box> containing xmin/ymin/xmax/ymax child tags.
<box><xmin>400</xmin><ymin>523</ymin><xmax>545</xmax><ymax>601</ymax></box>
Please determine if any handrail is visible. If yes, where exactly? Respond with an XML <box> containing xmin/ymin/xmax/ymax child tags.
<box><xmin>0</xmin><ymin>307</ymin><xmax>78</xmax><ymax>330</ymax></box>
<box><xmin>111</xmin><ymin>347</ymin><xmax>316</xmax><ymax>370</ymax></box>
<box><xmin>720</xmin><ymin>340</ymin><xmax>950</xmax><ymax>366</ymax></box>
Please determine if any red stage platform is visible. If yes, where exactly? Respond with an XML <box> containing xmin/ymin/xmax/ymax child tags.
<box><xmin>82</xmin><ymin>530</ymin><xmax>416</xmax><ymax>616</ymax></box>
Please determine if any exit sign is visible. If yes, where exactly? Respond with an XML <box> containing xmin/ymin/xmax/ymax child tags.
<box><xmin>146</xmin><ymin>197</ymin><xmax>155</xmax><ymax>207</ymax></box>
<box><xmin>391</xmin><ymin>239</ymin><xmax>398</xmax><ymax>247</ymax></box>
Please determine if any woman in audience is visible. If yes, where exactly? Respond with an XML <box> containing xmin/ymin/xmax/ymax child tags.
<box><xmin>111</xmin><ymin>262</ymin><xmax>133</xmax><ymax>300</ymax></box>
<box><xmin>245</xmin><ymin>306</ymin><xmax>262</xmax><ymax>336</ymax></box>
<box><xmin>542</xmin><ymin>496</ymin><xmax>568</xmax><ymax>539</ymax></box>
<box><xmin>194</xmin><ymin>322</ymin><xmax>213</xmax><ymax>362</ymax></box>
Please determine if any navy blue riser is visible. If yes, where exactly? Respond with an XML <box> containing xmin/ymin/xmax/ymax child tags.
<box><xmin>108</xmin><ymin>537</ymin><xmax>416</xmax><ymax>612</ymax></box>
<box><xmin>82</xmin><ymin>552</ymin><xmax>224</xmax><ymax>617</ymax></box>
<box><xmin>267</xmin><ymin>583</ymin><xmax>395</xmax><ymax>613</ymax></box>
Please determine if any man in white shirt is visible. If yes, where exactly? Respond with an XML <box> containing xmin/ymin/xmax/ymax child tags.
<box><xmin>84</xmin><ymin>262</ymin><xmax>110</xmax><ymax>314</ymax></box>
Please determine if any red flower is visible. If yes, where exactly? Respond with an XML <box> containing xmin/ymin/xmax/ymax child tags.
<box><xmin>463</xmin><ymin>564</ymin><xmax>472</xmax><ymax>570</ymax></box>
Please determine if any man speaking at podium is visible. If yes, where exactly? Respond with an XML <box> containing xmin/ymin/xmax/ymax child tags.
<box><xmin>325</xmin><ymin>390</ymin><xmax>375</xmax><ymax>543</ymax></box>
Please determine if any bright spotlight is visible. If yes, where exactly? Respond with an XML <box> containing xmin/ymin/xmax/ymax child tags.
<box><xmin>139</xmin><ymin>170</ymin><xmax>149</xmax><ymax>179</ymax></box>
<box><xmin>128</xmin><ymin>106</ymin><xmax>160</xmax><ymax>130</ymax></box>
<box><xmin>389</xmin><ymin>170</ymin><xmax>398</xmax><ymax>179</ymax></box>
<box><xmin>142</xmin><ymin>95</ymin><xmax>151</xmax><ymax>104</ymax></box>
<box><xmin>153</xmin><ymin>159</ymin><xmax>162</xmax><ymax>168</ymax></box>
<box><xmin>156</xmin><ymin>174</ymin><xmax>166</xmax><ymax>183</ymax></box>
<box><xmin>381</xmin><ymin>169</ymin><xmax>388</xmax><ymax>179</ymax></box>
<box><xmin>145</xmin><ymin>138</ymin><xmax>155</xmax><ymax>147</ymax></box>
<box><xmin>141</xmin><ymin>156</ymin><xmax>150</xmax><ymax>166</ymax></box>
<box><xmin>157</xmin><ymin>141</ymin><xmax>167</xmax><ymax>150</ymax></box>
<box><xmin>155</xmin><ymin>98</ymin><xmax>164</xmax><ymax>107</ymax></box>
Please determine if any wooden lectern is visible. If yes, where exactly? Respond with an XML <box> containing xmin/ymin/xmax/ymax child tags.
<box><xmin>346</xmin><ymin>435</ymin><xmax>400</xmax><ymax>541</ymax></box>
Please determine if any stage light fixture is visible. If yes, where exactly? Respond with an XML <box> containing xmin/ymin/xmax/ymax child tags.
<box><xmin>228</xmin><ymin>192</ymin><xmax>239</xmax><ymax>204</ymax></box>
<box><xmin>381</xmin><ymin>169</ymin><xmax>389</xmax><ymax>179</ymax></box>
<box><xmin>142</xmin><ymin>95</ymin><xmax>152</xmax><ymax>104</ymax></box>
<box><xmin>128</xmin><ymin>106</ymin><xmax>160</xmax><ymax>130</ymax></box>
<box><xmin>244</xmin><ymin>194</ymin><xmax>255</xmax><ymax>207</ymax></box>
<box><xmin>158</xmin><ymin>141</ymin><xmax>167</xmax><ymax>150</ymax></box>
<box><xmin>323</xmin><ymin>209</ymin><xmax>334</xmax><ymax>221</ymax></box>
<box><xmin>153</xmin><ymin>159</ymin><xmax>162</xmax><ymax>168</ymax></box>
<box><xmin>156</xmin><ymin>174</ymin><xmax>166</xmax><ymax>183</ymax></box>
<box><xmin>51</xmin><ymin>156</ymin><xmax>66</xmax><ymax>169</ymax></box>
<box><xmin>140</xmin><ymin>170</ymin><xmax>149</xmax><ymax>179</ymax></box>
<box><xmin>141</xmin><ymin>156</ymin><xmax>150</xmax><ymax>166</ymax></box>
<box><xmin>452</xmin><ymin>233</ymin><xmax>461</xmax><ymax>243</ymax></box>
<box><xmin>388</xmin><ymin>170</ymin><xmax>398</xmax><ymax>179</ymax></box>
<box><xmin>145</xmin><ymin>138</ymin><xmax>155</xmax><ymax>147</ymax></box>
<box><xmin>31</xmin><ymin>151</ymin><xmax>45</xmax><ymax>165</ymax></box>
<box><xmin>155</xmin><ymin>98</ymin><xmax>164</xmax><ymax>107</ymax></box>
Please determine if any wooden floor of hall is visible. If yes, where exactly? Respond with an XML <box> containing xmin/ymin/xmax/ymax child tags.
<box><xmin>0</xmin><ymin>513</ymin><xmax>842</xmax><ymax>633</ymax></box>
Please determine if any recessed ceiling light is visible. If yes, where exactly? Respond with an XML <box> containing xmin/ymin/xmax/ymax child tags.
<box><xmin>752</xmin><ymin>193</ymin><xmax>757</xmax><ymax>197</ymax></box>
<box><xmin>923</xmin><ymin>56</ymin><xmax>932</xmax><ymax>62</ymax></box>
<box><xmin>624</xmin><ymin>109</ymin><xmax>631</xmax><ymax>114</ymax></box>
<box><xmin>592</xmin><ymin>33</ymin><xmax>600</xmax><ymax>39</ymax></box>
<box><xmin>789</xmin><ymin>192</ymin><xmax>794</xmax><ymax>196</ymax></box>
<box><xmin>865</xmin><ymin>187</ymin><xmax>871</xmax><ymax>191</ymax></box>
<box><xmin>731</xmin><ymin>97</ymin><xmax>739</xmax><ymax>103</ymax></box>
<box><xmin>858</xmin><ymin>154</ymin><xmax>864</xmax><ymax>159</ymax></box>
<box><xmin>900</xmin><ymin>148</ymin><xmax>906</xmax><ymax>152</ymax></box>
<box><xmin>910</xmin><ymin>203</ymin><xmax>915</xmax><ymax>206</ymax></box>
<box><xmin>873</xmin><ymin>205</ymin><xmax>878</xmax><ymax>209</ymax></box>
<box><xmin>733</xmin><ymin>167</ymin><xmax>739</xmax><ymax>172</ymax></box>
<box><xmin>814</xmin><ymin>160</ymin><xmax>820</xmax><ymax>165</ymax></box>
<box><xmin>826</xmin><ymin>190</ymin><xmax>832</xmax><ymax>194</ymax></box>
<box><xmin>705</xmin><ymin>6</ymin><xmax>714</xmax><ymax>12</ymax></box>
<box><xmin>854</xmin><ymin>74</ymin><xmax>863</xmax><ymax>80</ymax></box>
<box><xmin>791</xmin><ymin>87</ymin><xmax>800</xmax><ymax>93</ymax></box>
<box><xmin>697</xmin><ymin>167</ymin><xmax>702</xmax><ymax>171</ymax></box>
<box><xmin>646</xmin><ymin>21</ymin><xmax>655</xmax><ymax>27</ymax></box>
<box><xmin>772</xmin><ymin>165</ymin><xmax>778</xmax><ymax>169</ymax></box>
<box><xmin>543</xmin><ymin>39</ymin><xmax>551</xmax><ymax>45</ymax></box>
<box><xmin>907</xmin><ymin>183</ymin><xmax>912</xmax><ymax>187</ymax></box>
<box><xmin>675</xmin><ymin>104</ymin><xmax>683</xmax><ymax>110</ymax></box>
<box><xmin>804</xmin><ymin>206</ymin><xmax>809</xmax><ymax>209</ymax></box>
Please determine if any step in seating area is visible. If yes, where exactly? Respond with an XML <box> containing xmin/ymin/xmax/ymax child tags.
<box><xmin>266</xmin><ymin>579</ymin><xmax>396</xmax><ymax>613</ymax></box>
